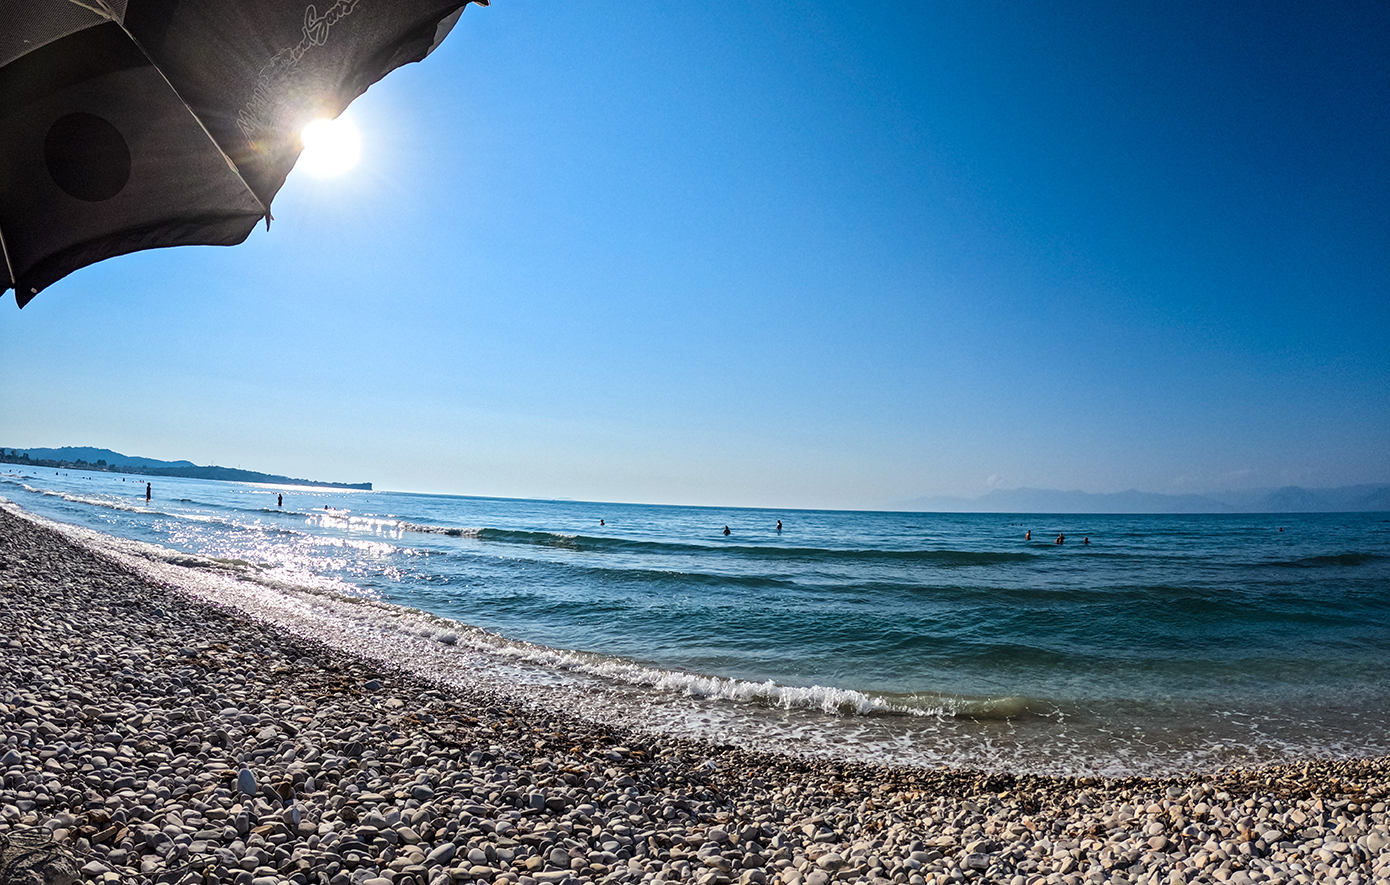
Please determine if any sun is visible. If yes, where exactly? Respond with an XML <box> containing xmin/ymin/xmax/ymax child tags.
<box><xmin>298</xmin><ymin>115</ymin><xmax>361</xmax><ymax>177</ymax></box>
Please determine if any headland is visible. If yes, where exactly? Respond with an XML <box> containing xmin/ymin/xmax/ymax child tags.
<box><xmin>0</xmin><ymin>447</ymin><xmax>371</xmax><ymax>490</ymax></box>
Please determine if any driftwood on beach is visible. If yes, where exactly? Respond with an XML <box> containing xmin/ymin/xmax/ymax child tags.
<box><xmin>0</xmin><ymin>504</ymin><xmax>1387</xmax><ymax>885</ymax></box>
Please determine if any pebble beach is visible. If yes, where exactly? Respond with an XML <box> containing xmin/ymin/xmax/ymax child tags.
<box><xmin>2</xmin><ymin>504</ymin><xmax>1388</xmax><ymax>885</ymax></box>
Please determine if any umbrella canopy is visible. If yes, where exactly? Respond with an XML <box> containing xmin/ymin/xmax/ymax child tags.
<box><xmin>1</xmin><ymin>0</ymin><xmax>486</xmax><ymax>307</ymax></box>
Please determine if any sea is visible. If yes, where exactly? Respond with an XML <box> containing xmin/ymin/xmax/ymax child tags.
<box><xmin>4</xmin><ymin>467</ymin><xmax>1389</xmax><ymax>777</ymax></box>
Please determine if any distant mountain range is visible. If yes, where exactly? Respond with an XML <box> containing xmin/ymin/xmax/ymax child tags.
<box><xmin>899</xmin><ymin>484</ymin><xmax>1390</xmax><ymax>514</ymax></box>
<box><xmin>0</xmin><ymin>446</ymin><xmax>371</xmax><ymax>491</ymax></box>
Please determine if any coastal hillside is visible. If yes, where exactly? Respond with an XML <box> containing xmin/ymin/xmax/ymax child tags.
<box><xmin>0</xmin><ymin>446</ymin><xmax>371</xmax><ymax>491</ymax></box>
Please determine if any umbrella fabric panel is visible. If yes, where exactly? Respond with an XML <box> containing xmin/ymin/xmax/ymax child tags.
<box><xmin>0</xmin><ymin>22</ymin><xmax>265</xmax><ymax>305</ymax></box>
<box><xmin>0</xmin><ymin>0</ymin><xmax>129</xmax><ymax>69</ymax></box>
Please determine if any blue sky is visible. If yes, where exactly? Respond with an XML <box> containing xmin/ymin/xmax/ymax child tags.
<box><xmin>3</xmin><ymin>1</ymin><xmax>1387</xmax><ymax>509</ymax></box>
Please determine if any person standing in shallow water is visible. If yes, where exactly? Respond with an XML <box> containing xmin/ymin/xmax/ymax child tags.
<box><xmin>1025</xmin><ymin>530</ymin><xmax>1031</xmax><ymax>541</ymax></box>
<box><xmin>723</xmin><ymin>525</ymin><xmax>731</xmax><ymax>536</ymax></box>
<box><xmin>145</xmin><ymin>482</ymin><xmax>151</xmax><ymax>502</ymax></box>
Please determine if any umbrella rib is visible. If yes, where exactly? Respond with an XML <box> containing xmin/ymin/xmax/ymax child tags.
<box><xmin>0</xmin><ymin>222</ymin><xmax>17</xmax><ymax>294</ymax></box>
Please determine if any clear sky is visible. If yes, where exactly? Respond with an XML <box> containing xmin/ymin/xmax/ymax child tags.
<box><xmin>3</xmin><ymin>1</ymin><xmax>1388</xmax><ymax>510</ymax></box>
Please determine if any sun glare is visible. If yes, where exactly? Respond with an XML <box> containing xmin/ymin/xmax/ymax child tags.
<box><xmin>298</xmin><ymin>116</ymin><xmax>361</xmax><ymax>178</ymax></box>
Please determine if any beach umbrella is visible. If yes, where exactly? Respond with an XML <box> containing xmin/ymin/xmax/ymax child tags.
<box><xmin>0</xmin><ymin>0</ymin><xmax>487</xmax><ymax>307</ymax></box>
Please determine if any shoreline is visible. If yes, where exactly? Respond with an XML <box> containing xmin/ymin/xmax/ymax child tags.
<box><xmin>2</xmin><ymin>505</ymin><xmax>1387</xmax><ymax>884</ymax></box>
<box><xmin>10</xmin><ymin>477</ymin><xmax>1389</xmax><ymax>777</ymax></box>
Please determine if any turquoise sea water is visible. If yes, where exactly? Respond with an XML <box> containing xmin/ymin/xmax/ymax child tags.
<box><xmin>5</xmin><ymin>467</ymin><xmax>1389</xmax><ymax>775</ymax></box>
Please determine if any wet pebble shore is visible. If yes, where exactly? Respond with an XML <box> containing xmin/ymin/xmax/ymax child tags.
<box><xmin>1</xmin><ymin>506</ymin><xmax>1387</xmax><ymax>885</ymax></box>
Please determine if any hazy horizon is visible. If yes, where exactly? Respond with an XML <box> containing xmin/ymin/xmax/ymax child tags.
<box><xmin>5</xmin><ymin>443</ymin><xmax>1387</xmax><ymax>515</ymax></box>
<box><xmin>4</xmin><ymin>1</ymin><xmax>1387</xmax><ymax>511</ymax></box>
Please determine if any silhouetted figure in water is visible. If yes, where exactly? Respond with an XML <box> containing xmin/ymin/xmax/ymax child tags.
<box><xmin>600</xmin><ymin>519</ymin><xmax>605</xmax><ymax>526</ymax></box>
<box><xmin>278</xmin><ymin>494</ymin><xmax>283</xmax><ymax>507</ymax></box>
<box><xmin>776</xmin><ymin>520</ymin><xmax>782</xmax><ymax>532</ymax></box>
<box><xmin>145</xmin><ymin>482</ymin><xmax>151</xmax><ymax>502</ymax></box>
<box><xmin>1055</xmin><ymin>533</ymin><xmax>1064</xmax><ymax>545</ymax></box>
<box><xmin>1025</xmin><ymin>530</ymin><xmax>1031</xmax><ymax>541</ymax></box>
<box><xmin>1083</xmin><ymin>536</ymin><xmax>1090</xmax><ymax>545</ymax></box>
<box><xmin>723</xmin><ymin>525</ymin><xmax>731</xmax><ymax>536</ymax></box>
